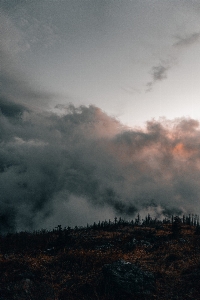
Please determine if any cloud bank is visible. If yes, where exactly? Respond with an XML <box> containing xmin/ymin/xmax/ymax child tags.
<box><xmin>1</xmin><ymin>97</ymin><xmax>200</xmax><ymax>233</ymax></box>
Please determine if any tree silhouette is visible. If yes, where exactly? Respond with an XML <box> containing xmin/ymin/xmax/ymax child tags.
<box><xmin>172</xmin><ymin>216</ymin><xmax>181</xmax><ymax>238</ymax></box>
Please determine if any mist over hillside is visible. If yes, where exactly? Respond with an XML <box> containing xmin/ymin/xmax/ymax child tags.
<box><xmin>1</xmin><ymin>96</ymin><xmax>200</xmax><ymax>233</ymax></box>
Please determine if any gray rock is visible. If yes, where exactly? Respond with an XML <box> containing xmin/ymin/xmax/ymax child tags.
<box><xmin>103</xmin><ymin>260</ymin><xmax>155</xmax><ymax>297</ymax></box>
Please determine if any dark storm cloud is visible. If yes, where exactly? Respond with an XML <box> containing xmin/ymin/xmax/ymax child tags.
<box><xmin>0</xmin><ymin>11</ymin><xmax>60</xmax><ymax>111</ymax></box>
<box><xmin>0</xmin><ymin>70</ymin><xmax>59</xmax><ymax>110</ymax></box>
<box><xmin>0</xmin><ymin>43</ymin><xmax>58</xmax><ymax>111</ymax></box>
<box><xmin>0</xmin><ymin>97</ymin><xmax>27</xmax><ymax>118</ymax></box>
<box><xmin>1</xmin><ymin>98</ymin><xmax>200</xmax><ymax>233</ymax></box>
<box><xmin>173</xmin><ymin>32</ymin><xmax>200</xmax><ymax>47</ymax></box>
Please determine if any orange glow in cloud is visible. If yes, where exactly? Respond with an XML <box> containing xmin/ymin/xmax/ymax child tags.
<box><xmin>172</xmin><ymin>143</ymin><xmax>197</xmax><ymax>158</ymax></box>
<box><xmin>173</xmin><ymin>143</ymin><xmax>187</xmax><ymax>157</ymax></box>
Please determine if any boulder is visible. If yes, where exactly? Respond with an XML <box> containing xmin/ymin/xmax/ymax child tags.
<box><xmin>102</xmin><ymin>260</ymin><xmax>155</xmax><ymax>298</ymax></box>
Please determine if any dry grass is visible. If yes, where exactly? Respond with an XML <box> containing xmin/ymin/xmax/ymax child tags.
<box><xmin>0</xmin><ymin>221</ymin><xmax>200</xmax><ymax>299</ymax></box>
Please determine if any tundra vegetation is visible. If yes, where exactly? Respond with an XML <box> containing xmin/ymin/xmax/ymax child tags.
<box><xmin>0</xmin><ymin>214</ymin><xmax>200</xmax><ymax>299</ymax></box>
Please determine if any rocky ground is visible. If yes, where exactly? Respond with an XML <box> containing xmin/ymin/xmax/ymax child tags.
<box><xmin>0</xmin><ymin>220</ymin><xmax>200</xmax><ymax>299</ymax></box>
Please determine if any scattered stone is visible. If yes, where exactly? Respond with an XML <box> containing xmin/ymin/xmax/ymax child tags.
<box><xmin>102</xmin><ymin>259</ymin><xmax>155</xmax><ymax>298</ymax></box>
<box><xmin>95</xmin><ymin>242</ymin><xmax>114</xmax><ymax>251</ymax></box>
<box><xmin>140</xmin><ymin>240</ymin><xmax>151</xmax><ymax>247</ymax></box>
<box><xmin>178</xmin><ymin>238</ymin><xmax>188</xmax><ymax>243</ymax></box>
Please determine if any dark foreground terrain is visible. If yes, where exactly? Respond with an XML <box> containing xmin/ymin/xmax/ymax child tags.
<box><xmin>0</xmin><ymin>216</ymin><xmax>200</xmax><ymax>300</ymax></box>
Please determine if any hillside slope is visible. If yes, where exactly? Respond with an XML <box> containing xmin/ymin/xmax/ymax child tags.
<box><xmin>0</xmin><ymin>218</ymin><xmax>200</xmax><ymax>299</ymax></box>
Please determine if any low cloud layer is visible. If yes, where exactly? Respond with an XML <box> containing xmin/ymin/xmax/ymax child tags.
<box><xmin>1</xmin><ymin>97</ymin><xmax>200</xmax><ymax>233</ymax></box>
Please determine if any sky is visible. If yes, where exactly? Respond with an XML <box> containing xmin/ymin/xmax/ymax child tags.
<box><xmin>1</xmin><ymin>0</ymin><xmax>200</xmax><ymax>232</ymax></box>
